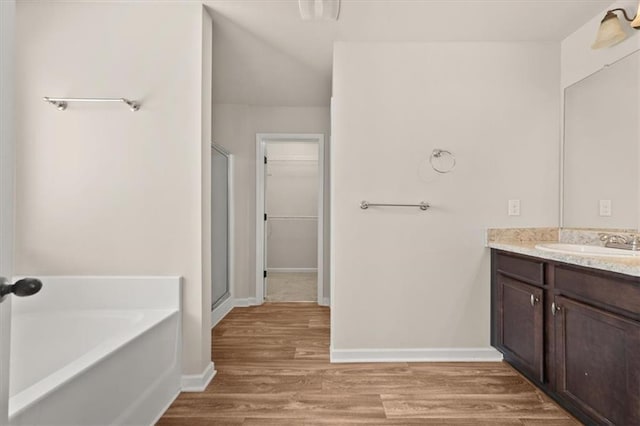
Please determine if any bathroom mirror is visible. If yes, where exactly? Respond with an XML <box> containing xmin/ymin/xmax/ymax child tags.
<box><xmin>562</xmin><ymin>50</ymin><xmax>640</xmax><ymax>230</ymax></box>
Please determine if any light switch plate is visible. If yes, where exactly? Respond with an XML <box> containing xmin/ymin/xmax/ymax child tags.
<box><xmin>508</xmin><ymin>199</ymin><xmax>520</xmax><ymax>216</ymax></box>
<box><xmin>599</xmin><ymin>199</ymin><xmax>612</xmax><ymax>216</ymax></box>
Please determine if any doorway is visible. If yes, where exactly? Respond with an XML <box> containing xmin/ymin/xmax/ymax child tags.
<box><xmin>211</xmin><ymin>144</ymin><xmax>232</xmax><ymax>326</ymax></box>
<box><xmin>256</xmin><ymin>134</ymin><xmax>324</xmax><ymax>304</ymax></box>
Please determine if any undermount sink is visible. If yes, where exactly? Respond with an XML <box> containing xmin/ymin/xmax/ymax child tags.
<box><xmin>534</xmin><ymin>243</ymin><xmax>640</xmax><ymax>258</ymax></box>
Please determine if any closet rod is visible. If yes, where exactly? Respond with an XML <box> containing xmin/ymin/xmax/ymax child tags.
<box><xmin>268</xmin><ymin>215</ymin><xmax>318</xmax><ymax>220</ymax></box>
<box><xmin>267</xmin><ymin>159</ymin><xmax>318</xmax><ymax>162</ymax></box>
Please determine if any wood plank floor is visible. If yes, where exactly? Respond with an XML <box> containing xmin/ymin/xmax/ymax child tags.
<box><xmin>157</xmin><ymin>303</ymin><xmax>579</xmax><ymax>425</ymax></box>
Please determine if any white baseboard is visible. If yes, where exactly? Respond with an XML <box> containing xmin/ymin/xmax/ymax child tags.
<box><xmin>234</xmin><ymin>298</ymin><xmax>250</xmax><ymax>307</ymax></box>
<box><xmin>212</xmin><ymin>297</ymin><xmax>261</xmax><ymax>329</ymax></box>
<box><xmin>267</xmin><ymin>268</ymin><xmax>318</xmax><ymax>273</ymax></box>
<box><xmin>181</xmin><ymin>362</ymin><xmax>216</xmax><ymax>392</ymax></box>
<box><xmin>234</xmin><ymin>296</ymin><xmax>326</xmax><ymax>307</ymax></box>
<box><xmin>234</xmin><ymin>297</ymin><xmax>259</xmax><ymax>307</ymax></box>
<box><xmin>211</xmin><ymin>296</ymin><xmax>234</xmax><ymax>328</ymax></box>
<box><xmin>330</xmin><ymin>347</ymin><xmax>503</xmax><ymax>363</ymax></box>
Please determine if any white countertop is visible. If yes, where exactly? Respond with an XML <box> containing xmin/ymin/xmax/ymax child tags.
<box><xmin>488</xmin><ymin>240</ymin><xmax>640</xmax><ymax>278</ymax></box>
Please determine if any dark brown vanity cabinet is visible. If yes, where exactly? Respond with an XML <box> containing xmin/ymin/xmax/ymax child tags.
<box><xmin>554</xmin><ymin>295</ymin><xmax>640</xmax><ymax>425</ymax></box>
<box><xmin>492</xmin><ymin>252</ymin><xmax>546</xmax><ymax>383</ymax></box>
<box><xmin>491</xmin><ymin>250</ymin><xmax>640</xmax><ymax>425</ymax></box>
<box><xmin>495</xmin><ymin>274</ymin><xmax>544</xmax><ymax>382</ymax></box>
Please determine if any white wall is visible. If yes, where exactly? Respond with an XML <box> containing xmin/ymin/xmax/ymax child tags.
<box><xmin>209</xmin><ymin>5</ymin><xmax>331</xmax><ymax>107</ymax></box>
<box><xmin>266</xmin><ymin>142</ymin><xmax>319</xmax><ymax>270</ymax></box>
<box><xmin>200</xmin><ymin>7</ymin><xmax>213</xmax><ymax>374</ymax></box>
<box><xmin>14</xmin><ymin>1</ymin><xmax>212</xmax><ymax>376</ymax></box>
<box><xmin>331</xmin><ymin>42</ymin><xmax>560</xmax><ymax>358</ymax></box>
<box><xmin>213</xmin><ymin>105</ymin><xmax>330</xmax><ymax>300</ymax></box>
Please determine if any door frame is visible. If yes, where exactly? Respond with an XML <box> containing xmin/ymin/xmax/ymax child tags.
<box><xmin>0</xmin><ymin>1</ymin><xmax>15</xmax><ymax>422</ymax></box>
<box><xmin>211</xmin><ymin>143</ymin><xmax>234</xmax><ymax>327</ymax></box>
<box><xmin>256</xmin><ymin>133</ymin><xmax>325</xmax><ymax>304</ymax></box>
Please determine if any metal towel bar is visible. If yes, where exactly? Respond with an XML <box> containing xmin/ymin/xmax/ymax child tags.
<box><xmin>360</xmin><ymin>201</ymin><xmax>430</xmax><ymax>211</ymax></box>
<box><xmin>43</xmin><ymin>97</ymin><xmax>140</xmax><ymax>111</ymax></box>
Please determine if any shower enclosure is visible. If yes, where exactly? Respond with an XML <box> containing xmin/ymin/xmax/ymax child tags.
<box><xmin>211</xmin><ymin>144</ymin><xmax>230</xmax><ymax>311</ymax></box>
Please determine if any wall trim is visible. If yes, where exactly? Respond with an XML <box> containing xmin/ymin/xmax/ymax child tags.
<box><xmin>233</xmin><ymin>297</ymin><xmax>259</xmax><ymax>307</ymax></box>
<box><xmin>236</xmin><ymin>297</ymin><xmax>323</xmax><ymax>307</ymax></box>
<box><xmin>180</xmin><ymin>362</ymin><xmax>216</xmax><ymax>392</ymax></box>
<box><xmin>267</xmin><ymin>268</ymin><xmax>318</xmax><ymax>273</ymax></box>
<box><xmin>211</xmin><ymin>297</ymin><xmax>263</xmax><ymax>329</ymax></box>
<box><xmin>211</xmin><ymin>296</ymin><xmax>234</xmax><ymax>328</ymax></box>
<box><xmin>330</xmin><ymin>347</ymin><xmax>503</xmax><ymax>363</ymax></box>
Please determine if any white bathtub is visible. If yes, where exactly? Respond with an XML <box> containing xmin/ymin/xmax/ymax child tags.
<box><xmin>8</xmin><ymin>276</ymin><xmax>182</xmax><ymax>426</ymax></box>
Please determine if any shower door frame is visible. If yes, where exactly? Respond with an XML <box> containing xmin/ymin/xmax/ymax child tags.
<box><xmin>210</xmin><ymin>143</ymin><xmax>234</xmax><ymax>327</ymax></box>
<box><xmin>256</xmin><ymin>133</ymin><xmax>325</xmax><ymax>305</ymax></box>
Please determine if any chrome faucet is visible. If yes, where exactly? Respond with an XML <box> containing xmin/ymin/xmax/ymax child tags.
<box><xmin>599</xmin><ymin>233</ymin><xmax>640</xmax><ymax>251</ymax></box>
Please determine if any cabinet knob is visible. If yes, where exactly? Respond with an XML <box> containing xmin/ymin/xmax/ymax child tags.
<box><xmin>530</xmin><ymin>294</ymin><xmax>540</xmax><ymax>307</ymax></box>
<box><xmin>552</xmin><ymin>302</ymin><xmax>561</xmax><ymax>315</ymax></box>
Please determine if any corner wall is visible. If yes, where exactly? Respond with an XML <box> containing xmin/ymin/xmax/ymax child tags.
<box><xmin>14</xmin><ymin>1</ymin><xmax>212</xmax><ymax>377</ymax></box>
<box><xmin>331</xmin><ymin>42</ymin><xmax>560</xmax><ymax>360</ymax></box>
<box><xmin>200</xmin><ymin>6</ymin><xmax>214</xmax><ymax>375</ymax></box>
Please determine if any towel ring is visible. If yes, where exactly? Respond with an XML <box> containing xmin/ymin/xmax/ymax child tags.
<box><xmin>430</xmin><ymin>149</ymin><xmax>456</xmax><ymax>174</ymax></box>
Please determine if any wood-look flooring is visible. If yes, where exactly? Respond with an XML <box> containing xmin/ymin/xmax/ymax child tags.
<box><xmin>157</xmin><ymin>303</ymin><xmax>578</xmax><ymax>425</ymax></box>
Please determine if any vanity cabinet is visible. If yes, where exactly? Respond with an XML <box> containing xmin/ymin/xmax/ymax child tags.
<box><xmin>554</xmin><ymin>296</ymin><xmax>640</xmax><ymax>425</ymax></box>
<box><xmin>495</xmin><ymin>274</ymin><xmax>544</xmax><ymax>382</ymax></box>
<box><xmin>491</xmin><ymin>250</ymin><xmax>640</xmax><ymax>425</ymax></box>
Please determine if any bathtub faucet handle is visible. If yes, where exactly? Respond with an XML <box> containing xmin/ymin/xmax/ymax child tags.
<box><xmin>0</xmin><ymin>277</ymin><xmax>43</xmax><ymax>299</ymax></box>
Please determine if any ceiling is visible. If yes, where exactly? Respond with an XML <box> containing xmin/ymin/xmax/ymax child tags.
<box><xmin>206</xmin><ymin>0</ymin><xmax>615</xmax><ymax>106</ymax></box>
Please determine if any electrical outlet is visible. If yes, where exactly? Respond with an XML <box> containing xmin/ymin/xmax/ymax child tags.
<box><xmin>508</xmin><ymin>199</ymin><xmax>520</xmax><ymax>216</ymax></box>
<box><xmin>599</xmin><ymin>199</ymin><xmax>612</xmax><ymax>216</ymax></box>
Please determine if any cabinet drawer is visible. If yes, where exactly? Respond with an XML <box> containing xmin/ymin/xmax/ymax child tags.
<box><xmin>496</xmin><ymin>252</ymin><xmax>545</xmax><ymax>286</ymax></box>
<box><xmin>555</xmin><ymin>266</ymin><xmax>640</xmax><ymax>317</ymax></box>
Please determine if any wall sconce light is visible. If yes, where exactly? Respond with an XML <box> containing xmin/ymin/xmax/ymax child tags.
<box><xmin>298</xmin><ymin>0</ymin><xmax>340</xmax><ymax>20</ymax></box>
<box><xmin>592</xmin><ymin>4</ymin><xmax>640</xmax><ymax>49</ymax></box>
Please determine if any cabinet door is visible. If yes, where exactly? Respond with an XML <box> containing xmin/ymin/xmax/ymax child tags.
<box><xmin>554</xmin><ymin>296</ymin><xmax>640</xmax><ymax>425</ymax></box>
<box><xmin>496</xmin><ymin>274</ymin><xmax>544</xmax><ymax>382</ymax></box>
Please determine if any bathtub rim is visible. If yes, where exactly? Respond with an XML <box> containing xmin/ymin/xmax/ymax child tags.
<box><xmin>10</xmin><ymin>275</ymin><xmax>182</xmax><ymax>314</ymax></box>
<box><xmin>8</xmin><ymin>308</ymin><xmax>179</xmax><ymax>419</ymax></box>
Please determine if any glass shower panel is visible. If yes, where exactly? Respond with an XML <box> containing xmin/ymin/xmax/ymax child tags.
<box><xmin>211</xmin><ymin>146</ymin><xmax>230</xmax><ymax>309</ymax></box>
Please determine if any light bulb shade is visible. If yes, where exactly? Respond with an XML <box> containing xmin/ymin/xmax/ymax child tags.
<box><xmin>298</xmin><ymin>0</ymin><xmax>340</xmax><ymax>20</ymax></box>
<box><xmin>631</xmin><ymin>3</ymin><xmax>640</xmax><ymax>28</ymax></box>
<box><xmin>592</xmin><ymin>12</ymin><xmax>628</xmax><ymax>49</ymax></box>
